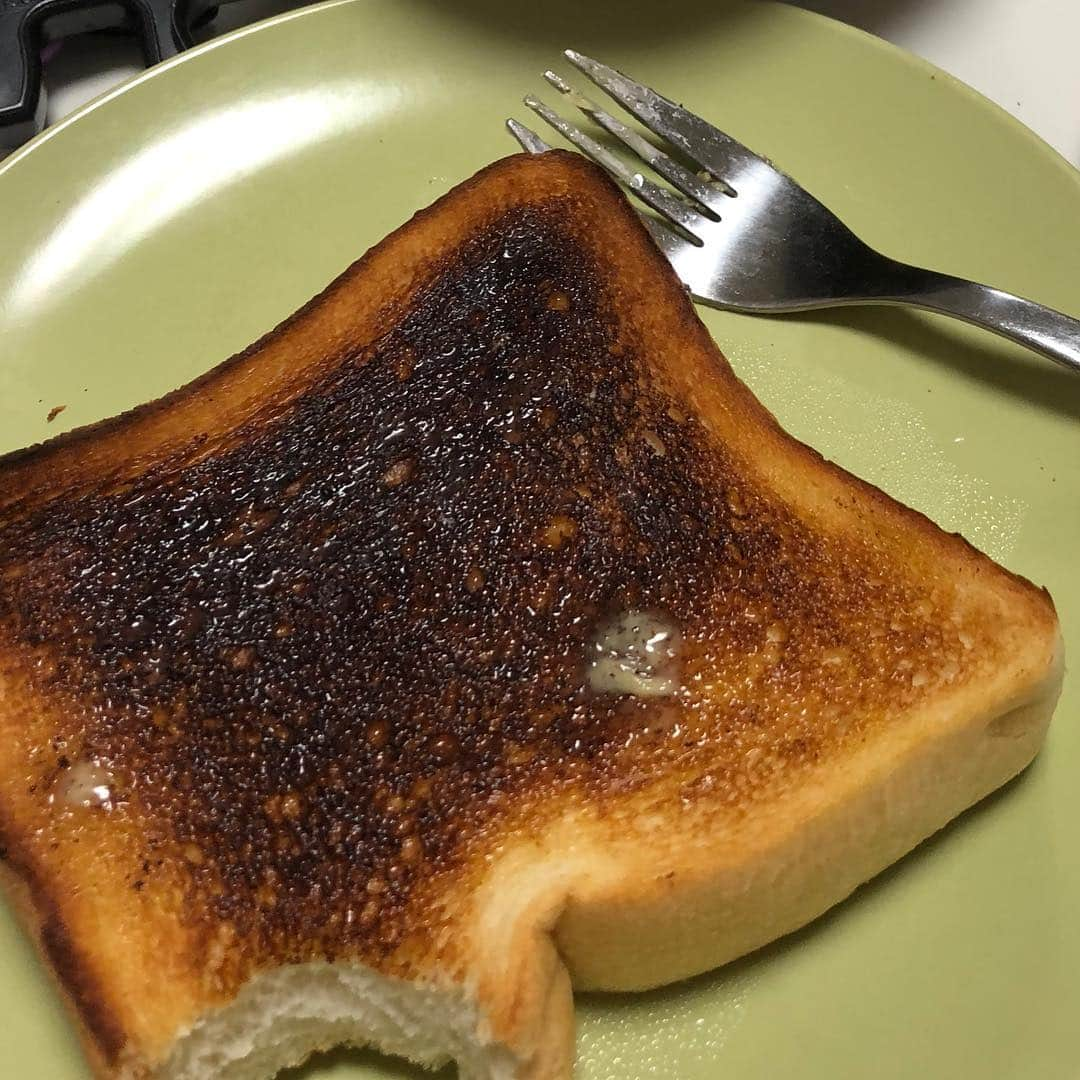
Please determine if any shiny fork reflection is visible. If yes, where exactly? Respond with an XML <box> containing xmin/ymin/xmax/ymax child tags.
<box><xmin>508</xmin><ymin>50</ymin><xmax>1080</xmax><ymax>374</ymax></box>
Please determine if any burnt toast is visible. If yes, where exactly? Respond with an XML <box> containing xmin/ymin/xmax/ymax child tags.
<box><xmin>0</xmin><ymin>151</ymin><xmax>1062</xmax><ymax>1079</ymax></box>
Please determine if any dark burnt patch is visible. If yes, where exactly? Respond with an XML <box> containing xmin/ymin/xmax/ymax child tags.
<box><xmin>0</xmin><ymin>204</ymin><xmax>958</xmax><ymax>977</ymax></box>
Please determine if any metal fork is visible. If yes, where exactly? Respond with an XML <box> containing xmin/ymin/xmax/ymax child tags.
<box><xmin>507</xmin><ymin>51</ymin><xmax>1080</xmax><ymax>375</ymax></box>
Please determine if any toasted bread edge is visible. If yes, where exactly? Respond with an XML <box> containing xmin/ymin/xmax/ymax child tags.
<box><xmin>0</xmin><ymin>852</ymin><xmax>129</xmax><ymax>1079</ymax></box>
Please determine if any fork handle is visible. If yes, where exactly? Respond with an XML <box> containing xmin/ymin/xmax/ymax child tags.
<box><xmin>873</xmin><ymin>263</ymin><xmax>1080</xmax><ymax>374</ymax></box>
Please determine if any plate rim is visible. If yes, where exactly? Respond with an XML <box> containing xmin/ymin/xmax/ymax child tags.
<box><xmin>2</xmin><ymin>0</ymin><xmax>1078</xmax><ymax>193</ymax></box>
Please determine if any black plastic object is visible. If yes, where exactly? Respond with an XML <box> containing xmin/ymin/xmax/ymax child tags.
<box><xmin>1</xmin><ymin>0</ymin><xmax>228</xmax><ymax>148</ymax></box>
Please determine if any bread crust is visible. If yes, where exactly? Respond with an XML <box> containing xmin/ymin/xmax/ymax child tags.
<box><xmin>0</xmin><ymin>855</ymin><xmax>126</xmax><ymax>1079</ymax></box>
<box><xmin>0</xmin><ymin>151</ymin><xmax>1062</xmax><ymax>1079</ymax></box>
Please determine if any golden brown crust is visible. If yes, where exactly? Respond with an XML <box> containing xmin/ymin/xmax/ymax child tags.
<box><xmin>0</xmin><ymin>151</ymin><xmax>1061</xmax><ymax>1078</ymax></box>
<box><xmin>0</xmin><ymin>853</ymin><xmax>123</xmax><ymax>1079</ymax></box>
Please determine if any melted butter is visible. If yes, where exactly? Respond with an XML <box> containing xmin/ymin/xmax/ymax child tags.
<box><xmin>588</xmin><ymin>609</ymin><xmax>683</xmax><ymax>697</ymax></box>
<box><xmin>55</xmin><ymin>760</ymin><xmax>114</xmax><ymax>810</ymax></box>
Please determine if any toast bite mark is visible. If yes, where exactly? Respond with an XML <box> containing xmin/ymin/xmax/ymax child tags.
<box><xmin>0</xmin><ymin>151</ymin><xmax>1062</xmax><ymax>1080</ymax></box>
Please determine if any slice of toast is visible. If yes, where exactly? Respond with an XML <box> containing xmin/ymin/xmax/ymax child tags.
<box><xmin>0</xmin><ymin>151</ymin><xmax>1062</xmax><ymax>1080</ymax></box>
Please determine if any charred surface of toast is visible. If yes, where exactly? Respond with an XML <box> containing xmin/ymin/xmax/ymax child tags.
<box><xmin>0</xmin><ymin>203</ymin><xmax>965</xmax><ymax>982</ymax></box>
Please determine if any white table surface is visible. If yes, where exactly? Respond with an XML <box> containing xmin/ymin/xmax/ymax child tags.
<box><xmin>13</xmin><ymin>0</ymin><xmax>1080</xmax><ymax>168</ymax></box>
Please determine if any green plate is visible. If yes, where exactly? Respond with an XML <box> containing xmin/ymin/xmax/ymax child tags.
<box><xmin>1</xmin><ymin>2</ymin><xmax>1078</xmax><ymax>1077</ymax></box>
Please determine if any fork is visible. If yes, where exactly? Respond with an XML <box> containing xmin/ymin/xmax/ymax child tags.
<box><xmin>507</xmin><ymin>51</ymin><xmax>1080</xmax><ymax>375</ymax></box>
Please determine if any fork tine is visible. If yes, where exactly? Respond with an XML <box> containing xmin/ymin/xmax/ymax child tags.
<box><xmin>542</xmin><ymin>71</ymin><xmax>730</xmax><ymax>208</ymax></box>
<box><xmin>506</xmin><ymin>122</ymin><xmax>689</xmax><ymax>261</ymax></box>
<box><xmin>506</xmin><ymin>118</ymin><xmax>552</xmax><ymax>154</ymax></box>
<box><xmin>564</xmin><ymin>50</ymin><xmax>760</xmax><ymax>189</ymax></box>
<box><xmin>523</xmin><ymin>95</ymin><xmax>708</xmax><ymax>243</ymax></box>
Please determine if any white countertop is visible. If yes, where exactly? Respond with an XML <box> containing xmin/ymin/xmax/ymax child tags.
<box><xmin>797</xmin><ymin>0</ymin><xmax>1079</xmax><ymax>167</ymax></box>
<box><xmin>19</xmin><ymin>0</ymin><xmax>1080</xmax><ymax>168</ymax></box>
